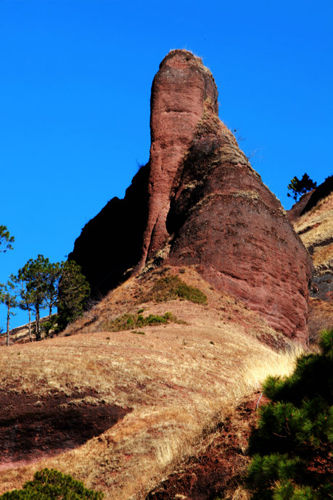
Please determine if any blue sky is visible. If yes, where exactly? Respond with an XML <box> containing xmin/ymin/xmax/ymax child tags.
<box><xmin>1</xmin><ymin>0</ymin><xmax>332</xmax><ymax>328</ymax></box>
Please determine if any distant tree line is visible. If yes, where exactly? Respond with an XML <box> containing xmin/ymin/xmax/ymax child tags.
<box><xmin>0</xmin><ymin>226</ymin><xmax>90</xmax><ymax>344</ymax></box>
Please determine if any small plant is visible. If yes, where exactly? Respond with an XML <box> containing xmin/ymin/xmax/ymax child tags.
<box><xmin>0</xmin><ymin>468</ymin><xmax>103</xmax><ymax>498</ymax></box>
<box><xmin>146</xmin><ymin>275</ymin><xmax>207</xmax><ymax>304</ymax></box>
<box><xmin>246</xmin><ymin>329</ymin><xmax>333</xmax><ymax>499</ymax></box>
<box><xmin>105</xmin><ymin>311</ymin><xmax>182</xmax><ymax>332</ymax></box>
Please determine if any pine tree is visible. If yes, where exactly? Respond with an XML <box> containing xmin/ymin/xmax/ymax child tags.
<box><xmin>0</xmin><ymin>281</ymin><xmax>17</xmax><ymax>346</ymax></box>
<box><xmin>0</xmin><ymin>225</ymin><xmax>14</xmax><ymax>253</ymax></box>
<box><xmin>287</xmin><ymin>173</ymin><xmax>317</xmax><ymax>202</ymax></box>
<box><xmin>57</xmin><ymin>260</ymin><xmax>90</xmax><ymax>330</ymax></box>
<box><xmin>17</xmin><ymin>255</ymin><xmax>51</xmax><ymax>340</ymax></box>
<box><xmin>10</xmin><ymin>274</ymin><xmax>35</xmax><ymax>342</ymax></box>
<box><xmin>246</xmin><ymin>329</ymin><xmax>333</xmax><ymax>499</ymax></box>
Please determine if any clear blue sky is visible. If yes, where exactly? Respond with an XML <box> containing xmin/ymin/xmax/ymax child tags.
<box><xmin>1</xmin><ymin>0</ymin><xmax>332</xmax><ymax>328</ymax></box>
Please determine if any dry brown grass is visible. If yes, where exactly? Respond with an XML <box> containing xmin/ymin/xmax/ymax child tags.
<box><xmin>0</xmin><ymin>266</ymin><xmax>305</xmax><ymax>499</ymax></box>
<box><xmin>294</xmin><ymin>191</ymin><xmax>333</xmax><ymax>271</ymax></box>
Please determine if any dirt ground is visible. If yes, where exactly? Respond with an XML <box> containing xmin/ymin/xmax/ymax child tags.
<box><xmin>146</xmin><ymin>392</ymin><xmax>267</xmax><ymax>500</ymax></box>
<box><xmin>0</xmin><ymin>389</ymin><xmax>129</xmax><ymax>472</ymax></box>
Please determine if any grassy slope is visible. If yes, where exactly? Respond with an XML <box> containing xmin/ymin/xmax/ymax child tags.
<box><xmin>293</xmin><ymin>192</ymin><xmax>333</xmax><ymax>339</ymax></box>
<box><xmin>294</xmin><ymin>191</ymin><xmax>333</xmax><ymax>272</ymax></box>
<box><xmin>0</xmin><ymin>267</ymin><xmax>303</xmax><ymax>499</ymax></box>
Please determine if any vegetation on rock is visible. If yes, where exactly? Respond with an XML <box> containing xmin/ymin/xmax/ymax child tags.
<box><xmin>0</xmin><ymin>468</ymin><xmax>103</xmax><ymax>499</ymax></box>
<box><xmin>146</xmin><ymin>275</ymin><xmax>207</xmax><ymax>304</ymax></box>
<box><xmin>246</xmin><ymin>329</ymin><xmax>333</xmax><ymax>499</ymax></box>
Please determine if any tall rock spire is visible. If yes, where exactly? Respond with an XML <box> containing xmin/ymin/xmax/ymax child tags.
<box><xmin>140</xmin><ymin>50</ymin><xmax>218</xmax><ymax>264</ymax></box>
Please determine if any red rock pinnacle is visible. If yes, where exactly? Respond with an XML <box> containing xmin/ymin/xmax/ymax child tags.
<box><xmin>140</xmin><ymin>50</ymin><xmax>218</xmax><ymax>264</ymax></box>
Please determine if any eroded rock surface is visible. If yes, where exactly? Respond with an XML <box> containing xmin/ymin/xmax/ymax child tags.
<box><xmin>70</xmin><ymin>50</ymin><xmax>312</xmax><ymax>342</ymax></box>
<box><xmin>166</xmin><ymin>100</ymin><xmax>312</xmax><ymax>341</ymax></box>
<box><xmin>141</xmin><ymin>50</ymin><xmax>218</xmax><ymax>264</ymax></box>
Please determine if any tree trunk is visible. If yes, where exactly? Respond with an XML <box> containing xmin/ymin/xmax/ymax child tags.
<box><xmin>6</xmin><ymin>304</ymin><xmax>10</xmax><ymax>346</ymax></box>
<box><xmin>28</xmin><ymin>309</ymin><xmax>32</xmax><ymax>342</ymax></box>
<box><xmin>35</xmin><ymin>306</ymin><xmax>41</xmax><ymax>340</ymax></box>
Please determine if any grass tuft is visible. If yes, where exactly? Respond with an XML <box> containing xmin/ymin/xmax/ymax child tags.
<box><xmin>104</xmin><ymin>311</ymin><xmax>183</xmax><ymax>332</ymax></box>
<box><xmin>145</xmin><ymin>275</ymin><xmax>207</xmax><ymax>305</ymax></box>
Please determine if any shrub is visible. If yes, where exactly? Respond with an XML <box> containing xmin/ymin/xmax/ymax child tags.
<box><xmin>246</xmin><ymin>329</ymin><xmax>333</xmax><ymax>499</ymax></box>
<box><xmin>147</xmin><ymin>275</ymin><xmax>207</xmax><ymax>304</ymax></box>
<box><xmin>0</xmin><ymin>468</ymin><xmax>103</xmax><ymax>499</ymax></box>
<box><xmin>104</xmin><ymin>311</ymin><xmax>183</xmax><ymax>332</ymax></box>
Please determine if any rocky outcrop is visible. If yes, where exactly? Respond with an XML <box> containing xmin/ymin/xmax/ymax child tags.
<box><xmin>166</xmin><ymin>99</ymin><xmax>312</xmax><ymax>341</ymax></box>
<box><xmin>288</xmin><ymin>177</ymin><xmax>333</xmax><ymax>338</ymax></box>
<box><xmin>140</xmin><ymin>50</ymin><xmax>218</xmax><ymax>265</ymax></box>
<box><xmin>289</xmin><ymin>176</ymin><xmax>333</xmax><ymax>296</ymax></box>
<box><xmin>70</xmin><ymin>50</ymin><xmax>312</xmax><ymax>342</ymax></box>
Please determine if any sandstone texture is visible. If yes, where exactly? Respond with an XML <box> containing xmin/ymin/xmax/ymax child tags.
<box><xmin>70</xmin><ymin>50</ymin><xmax>312</xmax><ymax>342</ymax></box>
<box><xmin>141</xmin><ymin>50</ymin><xmax>218</xmax><ymax>264</ymax></box>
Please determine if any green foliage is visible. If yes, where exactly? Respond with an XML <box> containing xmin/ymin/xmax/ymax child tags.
<box><xmin>16</xmin><ymin>255</ymin><xmax>54</xmax><ymax>340</ymax></box>
<box><xmin>57</xmin><ymin>260</ymin><xmax>90</xmax><ymax>331</ymax></box>
<box><xmin>246</xmin><ymin>329</ymin><xmax>333</xmax><ymax>499</ymax></box>
<box><xmin>0</xmin><ymin>281</ymin><xmax>17</xmax><ymax>309</ymax></box>
<box><xmin>147</xmin><ymin>275</ymin><xmax>207</xmax><ymax>304</ymax></box>
<box><xmin>41</xmin><ymin>314</ymin><xmax>58</xmax><ymax>337</ymax></box>
<box><xmin>287</xmin><ymin>173</ymin><xmax>317</xmax><ymax>202</ymax></box>
<box><xmin>0</xmin><ymin>225</ymin><xmax>14</xmax><ymax>253</ymax></box>
<box><xmin>105</xmin><ymin>311</ymin><xmax>182</xmax><ymax>332</ymax></box>
<box><xmin>0</xmin><ymin>468</ymin><xmax>103</xmax><ymax>499</ymax></box>
<box><xmin>0</xmin><ymin>280</ymin><xmax>18</xmax><ymax>344</ymax></box>
<box><xmin>58</xmin><ymin>260</ymin><xmax>90</xmax><ymax>330</ymax></box>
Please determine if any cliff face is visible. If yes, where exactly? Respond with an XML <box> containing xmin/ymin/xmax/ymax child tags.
<box><xmin>70</xmin><ymin>50</ymin><xmax>313</xmax><ymax>342</ymax></box>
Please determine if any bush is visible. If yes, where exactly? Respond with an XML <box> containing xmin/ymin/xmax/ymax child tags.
<box><xmin>104</xmin><ymin>311</ymin><xmax>183</xmax><ymax>332</ymax></box>
<box><xmin>147</xmin><ymin>275</ymin><xmax>207</xmax><ymax>304</ymax></box>
<box><xmin>0</xmin><ymin>468</ymin><xmax>103</xmax><ymax>499</ymax></box>
<box><xmin>246</xmin><ymin>329</ymin><xmax>333</xmax><ymax>499</ymax></box>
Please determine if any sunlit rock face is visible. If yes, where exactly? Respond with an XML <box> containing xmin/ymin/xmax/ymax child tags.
<box><xmin>141</xmin><ymin>50</ymin><xmax>218</xmax><ymax>263</ymax></box>
<box><xmin>70</xmin><ymin>50</ymin><xmax>313</xmax><ymax>342</ymax></box>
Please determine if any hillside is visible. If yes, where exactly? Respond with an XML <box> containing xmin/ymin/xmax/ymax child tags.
<box><xmin>0</xmin><ymin>267</ymin><xmax>302</xmax><ymax>498</ymax></box>
<box><xmin>0</xmin><ymin>50</ymin><xmax>319</xmax><ymax>498</ymax></box>
<box><xmin>288</xmin><ymin>176</ymin><xmax>333</xmax><ymax>339</ymax></box>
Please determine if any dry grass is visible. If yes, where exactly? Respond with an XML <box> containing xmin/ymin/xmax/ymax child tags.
<box><xmin>294</xmin><ymin>191</ymin><xmax>333</xmax><ymax>271</ymax></box>
<box><xmin>0</xmin><ymin>266</ymin><xmax>305</xmax><ymax>499</ymax></box>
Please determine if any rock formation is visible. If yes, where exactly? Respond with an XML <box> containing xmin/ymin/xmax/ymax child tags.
<box><xmin>288</xmin><ymin>177</ymin><xmax>333</xmax><ymax>337</ymax></box>
<box><xmin>140</xmin><ymin>51</ymin><xmax>218</xmax><ymax>264</ymax></box>
<box><xmin>70</xmin><ymin>50</ymin><xmax>313</xmax><ymax>342</ymax></box>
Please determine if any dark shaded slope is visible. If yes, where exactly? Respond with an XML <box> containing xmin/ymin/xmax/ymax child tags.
<box><xmin>69</xmin><ymin>163</ymin><xmax>150</xmax><ymax>298</ymax></box>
